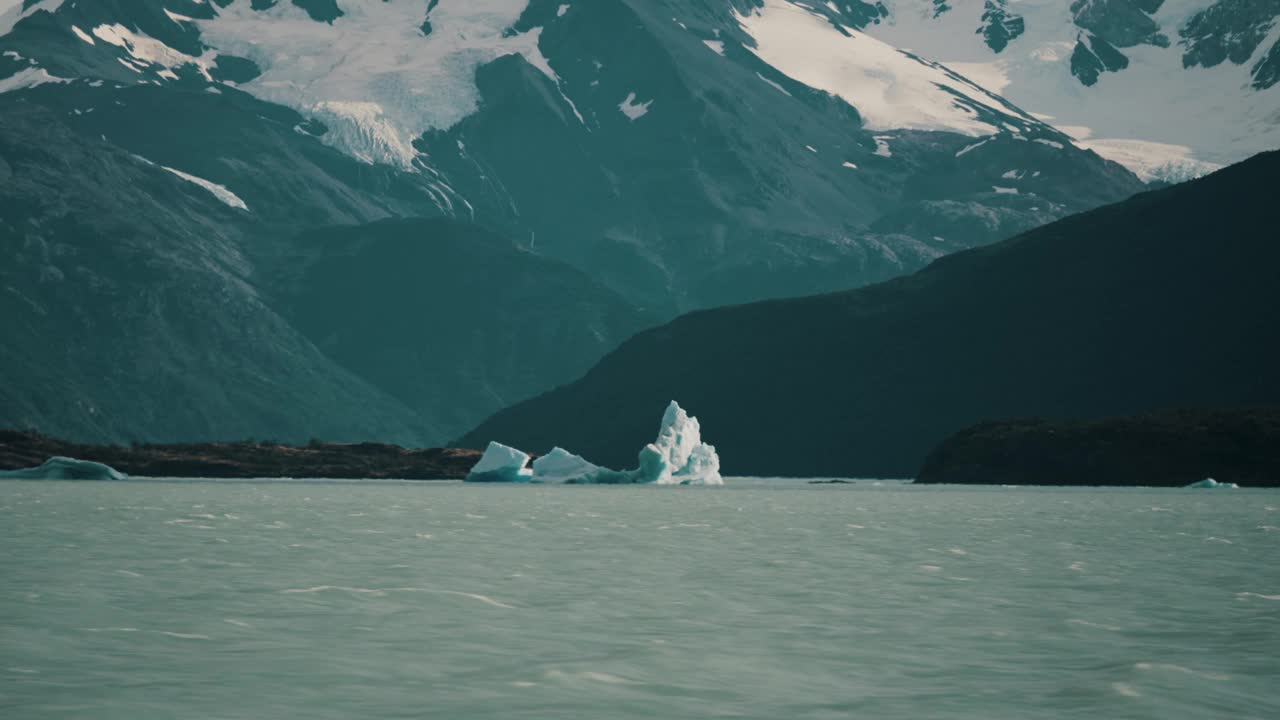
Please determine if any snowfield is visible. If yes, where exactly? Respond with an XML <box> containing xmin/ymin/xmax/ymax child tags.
<box><xmin>3</xmin><ymin>0</ymin><xmax>1271</xmax><ymax>180</ymax></box>
<box><xmin>861</xmin><ymin>0</ymin><xmax>1277</xmax><ymax>173</ymax></box>
<box><xmin>736</xmin><ymin>0</ymin><xmax>1039</xmax><ymax>137</ymax></box>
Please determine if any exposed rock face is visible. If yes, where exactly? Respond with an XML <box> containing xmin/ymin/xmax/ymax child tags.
<box><xmin>1252</xmin><ymin>37</ymin><xmax>1280</xmax><ymax>87</ymax></box>
<box><xmin>0</xmin><ymin>431</ymin><xmax>480</xmax><ymax>480</ymax></box>
<box><xmin>915</xmin><ymin>408</ymin><xmax>1280</xmax><ymax>487</ymax></box>
<box><xmin>978</xmin><ymin>0</ymin><xmax>1025</xmax><ymax>53</ymax></box>
<box><xmin>1181</xmin><ymin>0</ymin><xmax>1280</xmax><ymax>87</ymax></box>
<box><xmin>1071</xmin><ymin>32</ymin><xmax>1132</xmax><ymax>86</ymax></box>
<box><xmin>1071</xmin><ymin>0</ymin><xmax>1169</xmax><ymax>50</ymax></box>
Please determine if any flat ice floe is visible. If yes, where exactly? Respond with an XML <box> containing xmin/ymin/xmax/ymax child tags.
<box><xmin>466</xmin><ymin>401</ymin><xmax>723</xmax><ymax>485</ymax></box>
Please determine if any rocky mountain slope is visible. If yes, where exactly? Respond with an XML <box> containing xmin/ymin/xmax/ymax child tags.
<box><xmin>459</xmin><ymin>151</ymin><xmax>1280</xmax><ymax>477</ymax></box>
<box><xmin>0</xmin><ymin>97</ymin><xmax>650</xmax><ymax>445</ymax></box>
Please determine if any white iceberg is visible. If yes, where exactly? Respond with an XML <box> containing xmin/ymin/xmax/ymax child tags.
<box><xmin>466</xmin><ymin>442</ymin><xmax>534</xmax><ymax>483</ymax></box>
<box><xmin>529</xmin><ymin>447</ymin><xmax>612</xmax><ymax>484</ymax></box>
<box><xmin>1185</xmin><ymin>478</ymin><xmax>1239</xmax><ymax>489</ymax></box>
<box><xmin>465</xmin><ymin>401</ymin><xmax>723</xmax><ymax>486</ymax></box>
<box><xmin>635</xmin><ymin>401</ymin><xmax>722</xmax><ymax>485</ymax></box>
<box><xmin>0</xmin><ymin>456</ymin><xmax>127</xmax><ymax>481</ymax></box>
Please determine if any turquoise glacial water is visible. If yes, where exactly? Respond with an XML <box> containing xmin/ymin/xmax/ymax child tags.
<box><xmin>2</xmin><ymin>479</ymin><xmax>1278</xmax><ymax>719</ymax></box>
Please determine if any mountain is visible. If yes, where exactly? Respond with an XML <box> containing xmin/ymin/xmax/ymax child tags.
<box><xmin>266</xmin><ymin>218</ymin><xmax>658</xmax><ymax>440</ymax></box>
<box><xmin>0</xmin><ymin>98</ymin><xmax>428</xmax><ymax>446</ymax></box>
<box><xmin>458</xmin><ymin>151</ymin><xmax>1280</xmax><ymax>478</ymax></box>
<box><xmin>0</xmin><ymin>97</ymin><xmax>650</xmax><ymax>445</ymax></box>
<box><xmin>0</xmin><ymin>0</ymin><xmax>1145</xmax><ymax>310</ymax></box>
<box><xmin>0</xmin><ymin>0</ymin><xmax>1159</xmax><ymax>447</ymax></box>
<box><xmin>845</xmin><ymin>0</ymin><xmax>1280</xmax><ymax>182</ymax></box>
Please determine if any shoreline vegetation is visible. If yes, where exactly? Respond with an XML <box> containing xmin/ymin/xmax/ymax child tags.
<box><xmin>0</xmin><ymin>430</ymin><xmax>480</xmax><ymax>480</ymax></box>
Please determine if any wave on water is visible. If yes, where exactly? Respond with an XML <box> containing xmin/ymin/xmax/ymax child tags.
<box><xmin>83</xmin><ymin>628</ymin><xmax>209</xmax><ymax>640</ymax></box>
<box><xmin>279</xmin><ymin>586</ymin><xmax>515</xmax><ymax>608</ymax></box>
<box><xmin>1134</xmin><ymin>663</ymin><xmax>1230</xmax><ymax>681</ymax></box>
<box><xmin>543</xmin><ymin>670</ymin><xmax>641</xmax><ymax>685</ymax></box>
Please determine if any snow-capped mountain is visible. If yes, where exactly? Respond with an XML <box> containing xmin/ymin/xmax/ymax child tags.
<box><xmin>836</xmin><ymin>0</ymin><xmax>1280</xmax><ymax>181</ymax></box>
<box><xmin>0</xmin><ymin>0</ymin><xmax>1212</xmax><ymax>446</ymax></box>
<box><xmin>4</xmin><ymin>1</ymin><xmax>1273</xmax><ymax>184</ymax></box>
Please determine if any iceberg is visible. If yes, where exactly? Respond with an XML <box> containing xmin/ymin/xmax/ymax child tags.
<box><xmin>465</xmin><ymin>401</ymin><xmax>724</xmax><ymax>485</ymax></box>
<box><xmin>529</xmin><ymin>447</ymin><xmax>613</xmax><ymax>484</ymax></box>
<box><xmin>636</xmin><ymin>401</ymin><xmax>722</xmax><ymax>485</ymax></box>
<box><xmin>466</xmin><ymin>442</ymin><xmax>535</xmax><ymax>483</ymax></box>
<box><xmin>1185</xmin><ymin>478</ymin><xmax>1239</xmax><ymax>489</ymax></box>
<box><xmin>0</xmin><ymin>456</ymin><xmax>127</xmax><ymax>481</ymax></box>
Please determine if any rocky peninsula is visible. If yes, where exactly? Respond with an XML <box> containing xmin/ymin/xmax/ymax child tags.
<box><xmin>0</xmin><ymin>430</ymin><xmax>480</xmax><ymax>480</ymax></box>
<box><xmin>916</xmin><ymin>408</ymin><xmax>1280</xmax><ymax>487</ymax></box>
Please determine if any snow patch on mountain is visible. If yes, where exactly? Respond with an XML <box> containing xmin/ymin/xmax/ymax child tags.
<box><xmin>754</xmin><ymin>71</ymin><xmax>792</xmax><ymax>96</ymax></box>
<box><xmin>197</xmin><ymin>0</ymin><xmax>560</xmax><ymax>168</ymax></box>
<box><xmin>0</xmin><ymin>0</ymin><xmax>63</xmax><ymax>37</ymax></box>
<box><xmin>128</xmin><ymin>151</ymin><xmax>249</xmax><ymax>210</ymax></box>
<box><xmin>161</xmin><ymin>166</ymin><xmax>249</xmax><ymax>211</ymax></box>
<box><xmin>0</xmin><ymin>66</ymin><xmax>69</xmax><ymax>93</ymax></box>
<box><xmin>92</xmin><ymin>24</ymin><xmax>214</xmax><ymax>79</ymax></box>
<box><xmin>736</xmin><ymin>0</ymin><xmax>1038</xmax><ymax>137</ymax></box>
<box><xmin>619</xmin><ymin>91</ymin><xmax>652</xmax><ymax>120</ymax></box>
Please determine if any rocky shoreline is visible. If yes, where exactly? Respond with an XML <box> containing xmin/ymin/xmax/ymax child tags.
<box><xmin>0</xmin><ymin>430</ymin><xmax>480</xmax><ymax>480</ymax></box>
<box><xmin>916</xmin><ymin>408</ymin><xmax>1280</xmax><ymax>487</ymax></box>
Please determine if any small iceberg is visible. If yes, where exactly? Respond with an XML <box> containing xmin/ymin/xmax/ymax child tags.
<box><xmin>466</xmin><ymin>401</ymin><xmax>724</xmax><ymax>485</ymax></box>
<box><xmin>0</xmin><ymin>456</ymin><xmax>127</xmax><ymax>481</ymax></box>
<box><xmin>466</xmin><ymin>443</ymin><xmax>535</xmax><ymax>483</ymax></box>
<box><xmin>1185</xmin><ymin>478</ymin><xmax>1239</xmax><ymax>489</ymax></box>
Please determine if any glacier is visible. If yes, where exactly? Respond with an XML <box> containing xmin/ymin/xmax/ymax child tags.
<box><xmin>0</xmin><ymin>456</ymin><xmax>127</xmax><ymax>481</ymax></box>
<box><xmin>466</xmin><ymin>401</ymin><xmax>723</xmax><ymax>485</ymax></box>
<box><xmin>197</xmin><ymin>0</ymin><xmax>564</xmax><ymax>168</ymax></box>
